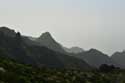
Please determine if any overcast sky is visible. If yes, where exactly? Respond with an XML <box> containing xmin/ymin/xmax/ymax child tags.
<box><xmin>0</xmin><ymin>0</ymin><xmax>125</xmax><ymax>55</ymax></box>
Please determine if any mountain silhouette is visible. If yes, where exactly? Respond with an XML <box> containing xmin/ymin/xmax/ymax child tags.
<box><xmin>0</xmin><ymin>27</ymin><xmax>91</xmax><ymax>69</ymax></box>
<box><xmin>0</xmin><ymin>26</ymin><xmax>16</xmax><ymax>37</ymax></box>
<box><xmin>73</xmin><ymin>49</ymin><xmax>115</xmax><ymax>68</ymax></box>
<box><xmin>111</xmin><ymin>51</ymin><xmax>125</xmax><ymax>68</ymax></box>
<box><xmin>34</xmin><ymin>32</ymin><xmax>84</xmax><ymax>54</ymax></box>
<box><xmin>32</xmin><ymin>32</ymin><xmax>120</xmax><ymax>68</ymax></box>
<box><xmin>0</xmin><ymin>26</ymin><xmax>123</xmax><ymax>69</ymax></box>
<box><xmin>35</xmin><ymin>32</ymin><xmax>66</xmax><ymax>53</ymax></box>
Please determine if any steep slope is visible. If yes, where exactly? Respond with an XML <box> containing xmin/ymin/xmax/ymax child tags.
<box><xmin>35</xmin><ymin>32</ymin><xmax>66</xmax><ymax>54</ymax></box>
<box><xmin>111</xmin><ymin>51</ymin><xmax>125</xmax><ymax>68</ymax></box>
<box><xmin>74</xmin><ymin>49</ymin><xmax>115</xmax><ymax>68</ymax></box>
<box><xmin>63</xmin><ymin>47</ymin><xmax>84</xmax><ymax>54</ymax></box>
<box><xmin>0</xmin><ymin>27</ymin><xmax>91</xmax><ymax>69</ymax></box>
<box><xmin>35</xmin><ymin>32</ymin><xmax>84</xmax><ymax>54</ymax></box>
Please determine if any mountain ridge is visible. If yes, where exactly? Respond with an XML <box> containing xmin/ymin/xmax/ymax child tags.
<box><xmin>0</xmin><ymin>26</ymin><xmax>124</xmax><ymax>69</ymax></box>
<box><xmin>73</xmin><ymin>48</ymin><xmax>116</xmax><ymax>68</ymax></box>
<box><xmin>0</xmin><ymin>27</ymin><xmax>91</xmax><ymax>69</ymax></box>
<box><xmin>111</xmin><ymin>51</ymin><xmax>125</xmax><ymax>68</ymax></box>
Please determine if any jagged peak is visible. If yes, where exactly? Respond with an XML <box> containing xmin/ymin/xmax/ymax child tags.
<box><xmin>39</xmin><ymin>32</ymin><xmax>54</xmax><ymax>40</ymax></box>
<box><xmin>89</xmin><ymin>48</ymin><xmax>98</xmax><ymax>52</ymax></box>
<box><xmin>36</xmin><ymin>32</ymin><xmax>66</xmax><ymax>53</ymax></box>
<box><xmin>88</xmin><ymin>48</ymin><xmax>105</xmax><ymax>54</ymax></box>
<box><xmin>41</xmin><ymin>32</ymin><xmax>51</xmax><ymax>37</ymax></box>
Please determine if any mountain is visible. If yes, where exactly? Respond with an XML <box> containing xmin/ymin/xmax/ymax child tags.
<box><xmin>111</xmin><ymin>51</ymin><xmax>125</xmax><ymax>68</ymax></box>
<box><xmin>63</xmin><ymin>47</ymin><xmax>84</xmax><ymax>54</ymax></box>
<box><xmin>35</xmin><ymin>32</ymin><xmax>66</xmax><ymax>54</ymax></box>
<box><xmin>34</xmin><ymin>32</ymin><xmax>84</xmax><ymax>54</ymax></box>
<box><xmin>0</xmin><ymin>26</ymin><xmax>16</xmax><ymax>37</ymax></box>
<box><xmin>73</xmin><ymin>49</ymin><xmax>115</xmax><ymax>68</ymax></box>
<box><xmin>0</xmin><ymin>27</ymin><xmax>91</xmax><ymax>69</ymax></box>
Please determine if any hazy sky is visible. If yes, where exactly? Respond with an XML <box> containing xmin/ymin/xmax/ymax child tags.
<box><xmin>0</xmin><ymin>0</ymin><xmax>125</xmax><ymax>55</ymax></box>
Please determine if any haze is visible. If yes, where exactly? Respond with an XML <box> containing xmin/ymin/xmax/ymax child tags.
<box><xmin>0</xmin><ymin>0</ymin><xmax>125</xmax><ymax>55</ymax></box>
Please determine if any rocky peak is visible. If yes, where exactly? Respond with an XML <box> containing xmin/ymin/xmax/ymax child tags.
<box><xmin>36</xmin><ymin>32</ymin><xmax>66</xmax><ymax>53</ymax></box>
<box><xmin>0</xmin><ymin>26</ymin><xmax>16</xmax><ymax>37</ymax></box>
<box><xmin>88</xmin><ymin>48</ymin><xmax>100</xmax><ymax>53</ymax></box>
<box><xmin>39</xmin><ymin>32</ymin><xmax>54</xmax><ymax>41</ymax></box>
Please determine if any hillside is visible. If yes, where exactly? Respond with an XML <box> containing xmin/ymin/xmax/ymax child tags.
<box><xmin>0</xmin><ymin>27</ymin><xmax>91</xmax><ymax>69</ymax></box>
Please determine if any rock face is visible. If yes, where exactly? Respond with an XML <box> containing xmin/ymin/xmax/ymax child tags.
<box><xmin>111</xmin><ymin>51</ymin><xmax>125</xmax><ymax>68</ymax></box>
<box><xmin>34</xmin><ymin>32</ymin><xmax>84</xmax><ymax>54</ymax></box>
<box><xmin>0</xmin><ymin>27</ymin><xmax>91</xmax><ymax>70</ymax></box>
<box><xmin>73</xmin><ymin>49</ymin><xmax>115</xmax><ymax>68</ymax></box>
<box><xmin>35</xmin><ymin>32</ymin><xmax>66</xmax><ymax>53</ymax></box>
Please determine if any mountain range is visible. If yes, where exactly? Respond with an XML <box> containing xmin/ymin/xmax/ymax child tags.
<box><xmin>73</xmin><ymin>49</ymin><xmax>117</xmax><ymax>68</ymax></box>
<box><xmin>0</xmin><ymin>27</ymin><xmax>90</xmax><ymax>70</ymax></box>
<box><xmin>0</xmin><ymin>26</ymin><xmax>125</xmax><ymax>69</ymax></box>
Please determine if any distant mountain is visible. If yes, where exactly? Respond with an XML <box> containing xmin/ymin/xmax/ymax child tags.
<box><xmin>63</xmin><ymin>47</ymin><xmax>84</xmax><ymax>54</ymax></box>
<box><xmin>1</xmin><ymin>26</ymin><xmax>124</xmax><ymax>69</ymax></box>
<box><xmin>73</xmin><ymin>49</ymin><xmax>115</xmax><ymax>68</ymax></box>
<box><xmin>111</xmin><ymin>51</ymin><xmax>125</xmax><ymax>68</ymax></box>
<box><xmin>35</xmin><ymin>32</ymin><xmax>66</xmax><ymax>54</ymax></box>
<box><xmin>0</xmin><ymin>27</ymin><xmax>91</xmax><ymax>69</ymax></box>
<box><xmin>19</xmin><ymin>30</ymin><xmax>120</xmax><ymax>69</ymax></box>
<box><xmin>33</xmin><ymin>32</ymin><xmax>84</xmax><ymax>54</ymax></box>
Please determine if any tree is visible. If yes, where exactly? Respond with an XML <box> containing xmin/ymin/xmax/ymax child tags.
<box><xmin>15</xmin><ymin>32</ymin><xmax>22</xmax><ymax>46</ymax></box>
<box><xmin>99</xmin><ymin>64</ymin><xmax>119</xmax><ymax>72</ymax></box>
<box><xmin>15</xmin><ymin>32</ymin><xmax>21</xmax><ymax>40</ymax></box>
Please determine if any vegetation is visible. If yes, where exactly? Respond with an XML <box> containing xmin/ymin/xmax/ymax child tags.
<box><xmin>0</xmin><ymin>56</ymin><xmax>125</xmax><ymax>83</ymax></box>
<box><xmin>0</xmin><ymin>27</ymin><xmax>125</xmax><ymax>83</ymax></box>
